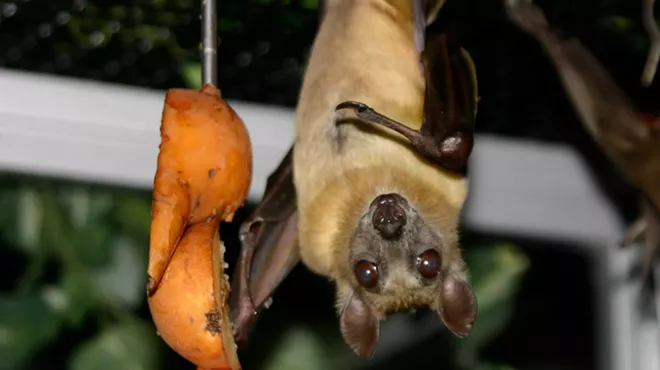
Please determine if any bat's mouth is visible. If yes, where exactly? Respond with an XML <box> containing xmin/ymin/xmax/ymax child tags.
<box><xmin>369</xmin><ymin>193</ymin><xmax>409</xmax><ymax>239</ymax></box>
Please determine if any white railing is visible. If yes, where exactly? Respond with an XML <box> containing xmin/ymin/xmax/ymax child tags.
<box><xmin>0</xmin><ymin>67</ymin><xmax>656</xmax><ymax>370</ymax></box>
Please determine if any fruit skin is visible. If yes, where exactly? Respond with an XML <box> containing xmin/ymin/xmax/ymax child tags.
<box><xmin>147</xmin><ymin>220</ymin><xmax>236</xmax><ymax>370</ymax></box>
<box><xmin>148</xmin><ymin>83</ymin><xmax>253</xmax><ymax>296</ymax></box>
<box><xmin>147</xmin><ymin>84</ymin><xmax>250</xmax><ymax>370</ymax></box>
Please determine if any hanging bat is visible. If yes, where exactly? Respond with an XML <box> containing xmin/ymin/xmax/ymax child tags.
<box><xmin>230</xmin><ymin>0</ymin><xmax>479</xmax><ymax>358</ymax></box>
<box><xmin>505</xmin><ymin>0</ymin><xmax>660</xmax><ymax>281</ymax></box>
<box><xmin>230</xmin><ymin>146</ymin><xmax>299</xmax><ymax>348</ymax></box>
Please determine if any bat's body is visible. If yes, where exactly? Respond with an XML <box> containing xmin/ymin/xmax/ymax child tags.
<box><xmin>230</xmin><ymin>0</ymin><xmax>478</xmax><ymax>359</ymax></box>
<box><xmin>293</xmin><ymin>0</ymin><xmax>477</xmax><ymax>358</ymax></box>
<box><xmin>294</xmin><ymin>0</ymin><xmax>467</xmax><ymax>285</ymax></box>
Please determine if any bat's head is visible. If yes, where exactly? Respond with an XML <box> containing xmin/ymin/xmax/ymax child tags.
<box><xmin>336</xmin><ymin>192</ymin><xmax>476</xmax><ymax>359</ymax></box>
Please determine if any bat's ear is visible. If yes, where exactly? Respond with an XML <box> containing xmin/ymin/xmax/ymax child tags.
<box><xmin>435</xmin><ymin>274</ymin><xmax>477</xmax><ymax>338</ymax></box>
<box><xmin>339</xmin><ymin>290</ymin><xmax>380</xmax><ymax>359</ymax></box>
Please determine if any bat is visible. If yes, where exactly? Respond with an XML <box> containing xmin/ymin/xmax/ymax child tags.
<box><xmin>505</xmin><ymin>0</ymin><xmax>660</xmax><ymax>281</ymax></box>
<box><xmin>230</xmin><ymin>0</ymin><xmax>479</xmax><ymax>359</ymax></box>
<box><xmin>230</xmin><ymin>146</ymin><xmax>299</xmax><ymax>348</ymax></box>
<box><xmin>294</xmin><ymin>0</ymin><xmax>479</xmax><ymax>358</ymax></box>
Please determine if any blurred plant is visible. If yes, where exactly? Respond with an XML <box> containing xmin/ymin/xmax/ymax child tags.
<box><xmin>454</xmin><ymin>243</ymin><xmax>529</xmax><ymax>369</ymax></box>
<box><xmin>0</xmin><ymin>176</ymin><xmax>162</xmax><ymax>370</ymax></box>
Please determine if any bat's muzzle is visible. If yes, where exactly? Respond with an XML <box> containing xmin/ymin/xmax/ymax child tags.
<box><xmin>371</xmin><ymin>193</ymin><xmax>407</xmax><ymax>239</ymax></box>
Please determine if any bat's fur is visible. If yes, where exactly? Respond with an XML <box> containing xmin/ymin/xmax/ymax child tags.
<box><xmin>293</xmin><ymin>0</ymin><xmax>470</xmax><ymax>329</ymax></box>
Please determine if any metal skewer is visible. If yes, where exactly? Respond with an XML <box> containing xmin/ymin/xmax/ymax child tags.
<box><xmin>201</xmin><ymin>0</ymin><xmax>218</xmax><ymax>86</ymax></box>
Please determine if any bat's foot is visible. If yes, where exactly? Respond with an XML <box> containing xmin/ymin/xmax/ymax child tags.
<box><xmin>334</xmin><ymin>101</ymin><xmax>418</xmax><ymax>140</ymax></box>
<box><xmin>334</xmin><ymin>101</ymin><xmax>471</xmax><ymax>174</ymax></box>
<box><xmin>231</xmin><ymin>305</ymin><xmax>257</xmax><ymax>349</ymax></box>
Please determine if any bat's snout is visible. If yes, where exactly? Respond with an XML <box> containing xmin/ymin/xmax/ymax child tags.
<box><xmin>370</xmin><ymin>193</ymin><xmax>407</xmax><ymax>239</ymax></box>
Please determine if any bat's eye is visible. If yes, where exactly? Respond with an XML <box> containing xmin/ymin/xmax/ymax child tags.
<box><xmin>354</xmin><ymin>260</ymin><xmax>379</xmax><ymax>288</ymax></box>
<box><xmin>416</xmin><ymin>249</ymin><xmax>440</xmax><ymax>279</ymax></box>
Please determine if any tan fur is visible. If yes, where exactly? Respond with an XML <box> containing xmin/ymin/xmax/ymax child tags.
<box><xmin>293</xmin><ymin>0</ymin><xmax>468</xmax><ymax>315</ymax></box>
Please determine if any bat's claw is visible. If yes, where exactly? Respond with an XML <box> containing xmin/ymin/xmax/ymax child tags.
<box><xmin>231</xmin><ymin>305</ymin><xmax>257</xmax><ymax>349</ymax></box>
<box><xmin>336</xmin><ymin>101</ymin><xmax>369</xmax><ymax>113</ymax></box>
<box><xmin>335</xmin><ymin>101</ymin><xmax>471</xmax><ymax>174</ymax></box>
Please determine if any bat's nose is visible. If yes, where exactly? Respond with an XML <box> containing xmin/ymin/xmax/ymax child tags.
<box><xmin>371</xmin><ymin>193</ymin><xmax>407</xmax><ymax>239</ymax></box>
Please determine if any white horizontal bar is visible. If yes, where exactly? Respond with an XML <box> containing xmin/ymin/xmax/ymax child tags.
<box><xmin>0</xmin><ymin>67</ymin><xmax>294</xmax><ymax>202</ymax></box>
<box><xmin>0</xmin><ymin>67</ymin><xmax>624</xmax><ymax>247</ymax></box>
<box><xmin>465</xmin><ymin>135</ymin><xmax>625</xmax><ymax>245</ymax></box>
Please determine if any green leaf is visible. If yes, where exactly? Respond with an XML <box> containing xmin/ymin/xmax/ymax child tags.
<box><xmin>92</xmin><ymin>236</ymin><xmax>147</xmax><ymax>310</ymax></box>
<box><xmin>300</xmin><ymin>0</ymin><xmax>319</xmax><ymax>9</ymax></box>
<box><xmin>60</xmin><ymin>270</ymin><xmax>96</xmax><ymax>327</ymax></box>
<box><xmin>69</xmin><ymin>319</ymin><xmax>162</xmax><ymax>370</ymax></box>
<box><xmin>66</xmin><ymin>188</ymin><xmax>116</xmax><ymax>268</ymax></box>
<box><xmin>115</xmin><ymin>194</ymin><xmax>152</xmax><ymax>262</ymax></box>
<box><xmin>16</xmin><ymin>187</ymin><xmax>44</xmax><ymax>254</ymax></box>
<box><xmin>180</xmin><ymin>62</ymin><xmax>202</xmax><ymax>89</ymax></box>
<box><xmin>455</xmin><ymin>244</ymin><xmax>530</xmax><ymax>368</ymax></box>
<box><xmin>73</xmin><ymin>221</ymin><xmax>115</xmax><ymax>268</ymax></box>
<box><xmin>0</xmin><ymin>291</ymin><xmax>63</xmax><ymax>369</ymax></box>
<box><xmin>63</xmin><ymin>187</ymin><xmax>93</xmax><ymax>229</ymax></box>
<box><xmin>39</xmin><ymin>190</ymin><xmax>77</xmax><ymax>266</ymax></box>
<box><xmin>0</xmin><ymin>186</ymin><xmax>45</xmax><ymax>256</ymax></box>
<box><xmin>599</xmin><ymin>16</ymin><xmax>633</xmax><ymax>34</ymax></box>
<box><xmin>264</xmin><ymin>325</ymin><xmax>332</xmax><ymax>370</ymax></box>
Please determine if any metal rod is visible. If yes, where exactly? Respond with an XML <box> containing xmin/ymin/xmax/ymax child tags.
<box><xmin>201</xmin><ymin>0</ymin><xmax>218</xmax><ymax>86</ymax></box>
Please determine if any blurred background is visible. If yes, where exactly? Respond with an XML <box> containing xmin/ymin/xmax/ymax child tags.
<box><xmin>0</xmin><ymin>0</ymin><xmax>658</xmax><ymax>369</ymax></box>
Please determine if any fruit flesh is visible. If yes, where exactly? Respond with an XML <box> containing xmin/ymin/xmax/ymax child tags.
<box><xmin>148</xmin><ymin>84</ymin><xmax>252</xmax><ymax>296</ymax></box>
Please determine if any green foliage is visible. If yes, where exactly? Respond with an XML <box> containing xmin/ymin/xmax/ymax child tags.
<box><xmin>455</xmin><ymin>244</ymin><xmax>529</xmax><ymax>369</ymax></box>
<box><xmin>0</xmin><ymin>291</ymin><xmax>63</xmax><ymax>369</ymax></box>
<box><xmin>69</xmin><ymin>319</ymin><xmax>162</xmax><ymax>370</ymax></box>
<box><xmin>0</xmin><ymin>177</ymin><xmax>154</xmax><ymax>370</ymax></box>
<box><xmin>181</xmin><ymin>62</ymin><xmax>202</xmax><ymax>88</ymax></box>
<box><xmin>263</xmin><ymin>325</ymin><xmax>332</xmax><ymax>370</ymax></box>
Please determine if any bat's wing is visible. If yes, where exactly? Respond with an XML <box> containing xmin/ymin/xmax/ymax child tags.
<box><xmin>505</xmin><ymin>0</ymin><xmax>660</xmax><ymax>280</ymax></box>
<box><xmin>334</xmin><ymin>7</ymin><xmax>478</xmax><ymax>175</ymax></box>
<box><xmin>230</xmin><ymin>146</ymin><xmax>300</xmax><ymax>348</ymax></box>
<box><xmin>419</xmin><ymin>17</ymin><xmax>478</xmax><ymax>174</ymax></box>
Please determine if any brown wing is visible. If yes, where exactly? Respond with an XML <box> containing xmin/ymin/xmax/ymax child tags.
<box><xmin>505</xmin><ymin>0</ymin><xmax>660</xmax><ymax>280</ymax></box>
<box><xmin>419</xmin><ymin>18</ymin><xmax>478</xmax><ymax>174</ymax></box>
<box><xmin>334</xmin><ymin>10</ymin><xmax>478</xmax><ymax>175</ymax></box>
<box><xmin>229</xmin><ymin>146</ymin><xmax>300</xmax><ymax>348</ymax></box>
